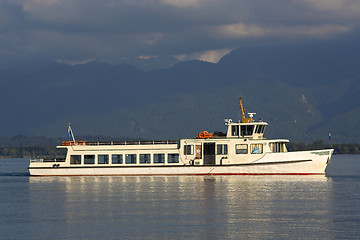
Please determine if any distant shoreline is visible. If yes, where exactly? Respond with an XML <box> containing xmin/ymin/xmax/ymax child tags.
<box><xmin>1</xmin><ymin>140</ymin><xmax>360</xmax><ymax>159</ymax></box>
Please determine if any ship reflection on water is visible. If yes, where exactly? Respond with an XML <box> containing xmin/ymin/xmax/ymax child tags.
<box><xmin>29</xmin><ymin>175</ymin><xmax>334</xmax><ymax>239</ymax></box>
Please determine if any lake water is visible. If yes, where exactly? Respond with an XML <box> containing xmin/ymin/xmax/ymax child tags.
<box><xmin>1</xmin><ymin>155</ymin><xmax>360</xmax><ymax>239</ymax></box>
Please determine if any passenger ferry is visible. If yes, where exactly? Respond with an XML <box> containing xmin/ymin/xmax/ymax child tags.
<box><xmin>28</xmin><ymin>99</ymin><xmax>333</xmax><ymax>176</ymax></box>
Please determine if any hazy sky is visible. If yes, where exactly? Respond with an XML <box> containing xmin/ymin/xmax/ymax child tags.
<box><xmin>1</xmin><ymin>0</ymin><xmax>360</xmax><ymax>65</ymax></box>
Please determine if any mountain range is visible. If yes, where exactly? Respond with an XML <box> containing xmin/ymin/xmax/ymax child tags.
<box><xmin>1</xmin><ymin>42</ymin><xmax>360</xmax><ymax>143</ymax></box>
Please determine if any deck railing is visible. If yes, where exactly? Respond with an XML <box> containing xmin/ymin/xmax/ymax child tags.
<box><xmin>62</xmin><ymin>140</ymin><xmax>179</xmax><ymax>146</ymax></box>
<box><xmin>30</xmin><ymin>158</ymin><xmax>66</xmax><ymax>163</ymax></box>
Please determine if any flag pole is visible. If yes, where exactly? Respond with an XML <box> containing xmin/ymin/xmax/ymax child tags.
<box><xmin>329</xmin><ymin>131</ymin><xmax>333</xmax><ymax>148</ymax></box>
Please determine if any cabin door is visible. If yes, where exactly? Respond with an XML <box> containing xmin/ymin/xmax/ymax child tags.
<box><xmin>203</xmin><ymin>143</ymin><xmax>216</xmax><ymax>165</ymax></box>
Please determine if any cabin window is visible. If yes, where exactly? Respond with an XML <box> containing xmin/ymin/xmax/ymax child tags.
<box><xmin>250</xmin><ymin>144</ymin><xmax>263</xmax><ymax>154</ymax></box>
<box><xmin>84</xmin><ymin>155</ymin><xmax>95</xmax><ymax>164</ymax></box>
<box><xmin>184</xmin><ymin>145</ymin><xmax>193</xmax><ymax>155</ymax></box>
<box><xmin>241</xmin><ymin>125</ymin><xmax>254</xmax><ymax>136</ymax></box>
<box><xmin>231</xmin><ymin>125</ymin><xmax>239</xmax><ymax>136</ymax></box>
<box><xmin>217</xmin><ymin>144</ymin><xmax>228</xmax><ymax>155</ymax></box>
<box><xmin>112</xmin><ymin>154</ymin><xmax>123</xmax><ymax>164</ymax></box>
<box><xmin>270</xmin><ymin>143</ymin><xmax>286</xmax><ymax>153</ymax></box>
<box><xmin>70</xmin><ymin>155</ymin><xmax>81</xmax><ymax>164</ymax></box>
<box><xmin>125</xmin><ymin>154</ymin><xmax>137</xmax><ymax>164</ymax></box>
<box><xmin>154</xmin><ymin>154</ymin><xmax>165</xmax><ymax>163</ymax></box>
<box><xmin>98</xmin><ymin>154</ymin><xmax>109</xmax><ymax>164</ymax></box>
<box><xmin>168</xmin><ymin>153</ymin><xmax>179</xmax><ymax>163</ymax></box>
<box><xmin>140</xmin><ymin>154</ymin><xmax>151</xmax><ymax>164</ymax></box>
<box><xmin>236</xmin><ymin>144</ymin><xmax>248</xmax><ymax>154</ymax></box>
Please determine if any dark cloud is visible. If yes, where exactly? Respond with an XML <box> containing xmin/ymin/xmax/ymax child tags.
<box><xmin>1</xmin><ymin>0</ymin><xmax>360</xmax><ymax>67</ymax></box>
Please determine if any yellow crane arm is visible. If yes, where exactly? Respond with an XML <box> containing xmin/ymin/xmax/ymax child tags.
<box><xmin>239</xmin><ymin>98</ymin><xmax>253</xmax><ymax>123</ymax></box>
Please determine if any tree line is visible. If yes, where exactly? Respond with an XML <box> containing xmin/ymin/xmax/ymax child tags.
<box><xmin>0</xmin><ymin>146</ymin><xmax>67</xmax><ymax>159</ymax></box>
<box><xmin>0</xmin><ymin>135</ymin><xmax>142</xmax><ymax>159</ymax></box>
<box><xmin>287</xmin><ymin>140</ymin><xmax>360</xmax><ymax>154</ymax></box>
<box><xmin>1</xmin><ymin>139</ymin><xmax>360</xmax><ymax>159</ymax></box>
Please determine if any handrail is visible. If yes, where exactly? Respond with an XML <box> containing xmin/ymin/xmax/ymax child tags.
<box><xmin>30</xmin><ymin>158</ymin><xmax>66</xmax><ymax>163</ymax></box>
<box><xmin>62</xmin><ymin>140</ymin><xmax>179</xmax><ymax>146</ymax></box>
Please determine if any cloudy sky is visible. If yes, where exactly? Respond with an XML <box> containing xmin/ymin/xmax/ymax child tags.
<box><xmin>1</xmin><ymin>0</ymin><xmax>360</xmax><ymax>66</ymax></box>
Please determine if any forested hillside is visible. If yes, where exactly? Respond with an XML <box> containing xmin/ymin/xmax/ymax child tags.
<box><xmin>1</xmin><ymin>43</ymin><xmax>360</xmax><ymax>143</ymax></box>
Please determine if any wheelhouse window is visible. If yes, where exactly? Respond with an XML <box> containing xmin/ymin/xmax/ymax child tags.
<box><xmin>112</xmin><ymin>154</ymin><xmax>123</xmax><ymax>164</ymax></box>
<box><xmin>140</xmin><ymin>154</ymin><xmax>151</xmax><ymax>164</ymax></box>
<box><xmin>241</xmin><ymin>125</ymin><xmax>254</xmax><ymax>136</ymax></box>
<box><xmin>236</xmin><ymin>144</ymin><xmax>248</xmax><ymax>154</ymax></box>
<box><xmin>125</xmin><ymin>154</ymin><xmax>137</xmax><ymax>164</ymax></box>
<box><xmin>154</xmin><ymin>154</ymin><xmax>165</xmax><ymax>163</ymax></box>
<box><xmin>217</xmin><ymin>144</ymin><xmax>228</xmax><ymax>155</ymax></box>
<box><xmin>255</xmin><ymin>125</ymin><xmax>266</xmax><ymax>134</ymax></box>
<box><xmin>70</xmin><ymin>155</ymin><xmax>81</xmax><ymax>164</ymax></box>
<box><xmin>84</xmin><ymin>155</ymin><xmax>95</xmax><ymax>164</ymax></box>
<box><xmin>231</xmin><ymin>125</ymin><xmax>239</xmax><ymax>136</ymax></box>
<box><xmin>168</xmin><ymin>153</ymin><xmax>179</xmax><ymax>163</ymax></box>
<box><xmin>98</xmin><ymin>154</ymin><xmax>109</xmax><ymax>164</ymax></box>
<box><xmin>250</xmin><ymin>144</ymin><xmax>263</xmax><ymax>154</ymax></box>
<box><xmin>184</xmin><ymin>145</ymin><xmax>193</xmax><ymax>155</ymax></box>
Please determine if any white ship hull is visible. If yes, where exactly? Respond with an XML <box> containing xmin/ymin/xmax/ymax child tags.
<box><xmin>28</xmin><ymin>99</ymin><xmax>334</xmax><ymax>177</ymax></box>
<box><xmin>29</xmin><ymin>150</ymin><xmax>332</xmax><ymax>176</ymax></box>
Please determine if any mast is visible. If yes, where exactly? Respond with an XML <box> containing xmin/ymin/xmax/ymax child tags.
<box><xmin>239</xmin><ymin>98</ymin><xmax>253</xmax><ymax>123</ymax></box>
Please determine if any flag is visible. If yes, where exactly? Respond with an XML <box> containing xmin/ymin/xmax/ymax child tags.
<box><xmin>329</xmin><ymin>131</ymin><xmax>331</xmax><ymax>140</ymax></box>
<box><xmin>68</xmin><ymin>124</ymin><xmax>72</xmax><ymax>141</ymax></box>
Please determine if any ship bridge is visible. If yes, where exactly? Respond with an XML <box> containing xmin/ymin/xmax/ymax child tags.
<box><xmin>225</xmin><ymin>121</ymin><xmax>268</xmax><ymax>139</ymax></box>
<box><xmin>224</xmin><ymin>98</ymin><xmax>268</xmax><ymax>139</ymax></box>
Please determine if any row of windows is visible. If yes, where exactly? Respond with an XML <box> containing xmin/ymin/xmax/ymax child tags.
<box><xmin>70</xmin><ymin>143</ymin><xmax>266</xmax><ymax>165</ymax></box>
<box><xmin>184</xmin><ymin>144</ymin><xmax>228</xmax><ymax>155</ymax></box>
<box><xmin>184</xmin><ymin>143</ymin><xmax>263</xmax><ymax>155</ymax></box>
<box><xmin>236</xmin><ymin>144</ymin><xmax>263</xmax><ymax>154</ymax></box>
<box><xmin>70</xmin><ymin>153</ymin><xmax>179</xmax><ymax>165</ymax></box>
<box><xmin>231</xmin><ymin>124</ymin><xmax>266</xmax><ymax>136</ymax></box>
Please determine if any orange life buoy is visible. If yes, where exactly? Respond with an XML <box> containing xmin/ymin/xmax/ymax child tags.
<box><xmin>196</xmin><ymin>131</ymin><xmax>213</xmax><ymax>139</ymax></box>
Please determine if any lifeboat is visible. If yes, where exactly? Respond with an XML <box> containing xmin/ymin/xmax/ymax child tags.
<box><xmin>196</xmin><ymin>131</ymin><xmax>214</xmax><ymax>139</ymax></box>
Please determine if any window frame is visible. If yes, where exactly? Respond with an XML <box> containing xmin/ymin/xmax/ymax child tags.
<box><xmin>250</xmin><ymin>144</ymin><xmax>263</xmax><ymax>154</ymax></box>
<box><xmin>184</xmin><ymin>145</ymin><xmax>194</xmax><ymax>155</ymax></box>
<box><xmin>98</xmin><ymin>154</ymin><xmax>109</xmax><ymax>164</ymax></box>
<box><xmin>112</xmin><ymin>154</ymin><xmax>123</xmax><ymax>164</ymax></box>
<box><xmin>125</xmin><ymin>154</ymin><xmax>137</xmax><ymax>164</ymax></box>
<box><xmin>231</xmin><ymin>125</ymin><xmax>239</xmax><ymax>136</ymax></box>
<box><xmin>140</xmin><ymin>154</ymin><xmax>151</xmax><ymax>164</ymax></box>
<box><xmin>236</xmin><ymin>144</ymin><xmax>248</xmax><ymax>154</ymax></box>
<box><xmin>241</xmin><ymin>125</ymin><xmax>254</xmax><ymax>136</ymax></box>
<box><xmin>168</xmin><ymin>153</ymin><xmax>179</xmax><ymax>163</ymax></box>
<box><xmin>153</xmin><ymin>153</ymin><xmax>165</xmax><ymax>164</ymax></box>
<box><xmin>70</xmin><ymin>155</ymin><xmax>81</xmax><ymax>164</ymax></box>
<box><xmin>217</xmin><ymin>144</ymin><xmax>228</xmax><ymax>155</ymax></box>
<box><xmin>84</xmin><ymin>155</ymin><xmax>95</xmax><ymax>164</ymax></box>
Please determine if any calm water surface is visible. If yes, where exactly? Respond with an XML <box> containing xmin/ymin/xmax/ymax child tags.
<box><xmin>1</xmin><ymin>155</ymin><xmax>360</xmax><ymax>239</ymax></box>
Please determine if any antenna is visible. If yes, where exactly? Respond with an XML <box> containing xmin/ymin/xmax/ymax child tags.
<box><xmin>248</xmin><ymin>113</ymin><xmax>256</xmax><ymax>118</ymax></box>
<box><xmin>224</xmin><ymin>119</ymin><xmax>233</xmax><ymax>125</ymax></box>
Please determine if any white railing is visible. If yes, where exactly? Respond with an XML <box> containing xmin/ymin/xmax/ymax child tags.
<box><xmin>30</xmin><ymin>158</ymin><xmax>66</xmax><ymax>163</ymax></box>
<box><xmin>63</xmin><ymin>140</ymin><xmax>179</xmax><ymax>146</ymax></box>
